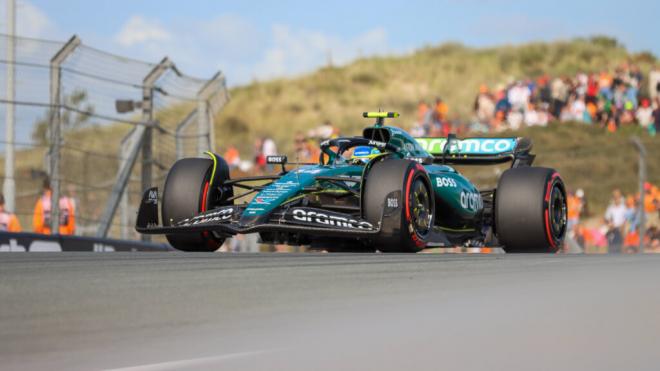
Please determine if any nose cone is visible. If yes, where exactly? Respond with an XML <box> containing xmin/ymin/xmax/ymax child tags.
<box><xmin>241</xmin><ymin>171</ymin><xmax>314</xmax><ymax>224</ymax></box>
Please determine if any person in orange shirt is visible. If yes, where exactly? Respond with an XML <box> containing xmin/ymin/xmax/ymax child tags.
<box><xmin>624</xmin><ymin>230</ymin><xmax>640</xmax><ymax>253</ymax></box>
<box><xmin>223</xmin><ymin>145</ymin><xmax>241</xmax><ymax>170</ymax></box>
<box><xmin>0</xmin><ymin>193</ymin><xmax>22</xmax><ymax>232</ymax></box>
<box><xmin>33</xmin><ymin>178</ymin><xmax>76</xmax><ymax>235</ymax></box>
<box><xmin>434</xmin><ymin>97</ymin><xmax>448</xmax><ymax>122</ymax></box>
<box><xmin>599</xmin><ymin>71</ymin><xmax>612</xmax><ymax>90</ymax></box>
<box><xmin>643</xmin><ymin>183</ymin><xmax>656</xmax><ymax>213</ymax></box>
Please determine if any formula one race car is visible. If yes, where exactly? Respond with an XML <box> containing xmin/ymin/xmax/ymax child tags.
<box><xmin>136</xmin><ymin>112</ymin><xmax>567</xmax><ymax>253</ymax></box>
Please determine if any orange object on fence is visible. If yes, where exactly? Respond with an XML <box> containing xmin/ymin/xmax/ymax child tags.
<box><xmin>33</xmin><ymin>190</ymin><xmax>76</xmax><ymax>235</ymax></box>
<box><xmin>0</xmin><ymin>212</ymin><xmax>21</xmax><ymax>232</ymax></box>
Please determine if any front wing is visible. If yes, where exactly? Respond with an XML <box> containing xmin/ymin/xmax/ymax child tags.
<box><xmin>135</xmin><ymin>188</ymin><xmax>381</xmax><ymax>238</ymax></box>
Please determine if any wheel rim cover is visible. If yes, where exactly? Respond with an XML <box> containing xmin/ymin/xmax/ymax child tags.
<box><xmin>409</xmin><ymin>177</ymin><xmax>432</xmax><ymax>236</ymax></box>
<box><xmin>549</xmin><ymin>183</ymin><xmax>567</xmax><ymax>239</ymax></box>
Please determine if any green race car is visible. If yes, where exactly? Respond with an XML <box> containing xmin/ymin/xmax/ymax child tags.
<box><xmin>136</xmin><ymin>112</ymin><xmax>567</xmax><ymax>253</ymax></box>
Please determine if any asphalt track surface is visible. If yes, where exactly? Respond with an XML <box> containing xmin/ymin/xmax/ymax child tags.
<box><xmin>2</xmin><ymin>252</ymin><xmax>660</xmax><ymax>371</ymax></box>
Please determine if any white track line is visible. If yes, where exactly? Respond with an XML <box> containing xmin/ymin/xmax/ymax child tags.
<box><xmin>106</xmin><ymin>349</ymin><xmax>281</xmax><ymax>371</ymax></box>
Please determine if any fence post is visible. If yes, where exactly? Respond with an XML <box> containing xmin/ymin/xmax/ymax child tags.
<box><xmin>96</xmin><ymin>123</ymin><xmax>153</xmax><ymax>238</ymax></box>
<box><xmin>3</xmin><ymin>0</ymin><xmax>16</xmax><ymax>213</ymax></box>
<box><xmin>175</xmin><ymin>110</ymin><xmax>198</xmax><ymax>160</ymax></box>
<box><xmin>119</xmin><ymin>128</ymin><xmax>135</xmax><ymax>240</ymax></box>
<box><xmin>95</xmin><ymin>58</ymin><xmax>170</xmax><ymax>239</ymax></box>
<box><xmin>197</xmin><ymin>72</ymin><xmax>229</xmax><ymax>153</ymax></box>
<box><xmin>140</xmin><ymin>58</ymin><xmax>171</xmax><ymax>241</ymax></box>
<box><xmin>48</xmin><ymin>35</ymin><xmax>81</xmax><ymax>234</ymax></box>
<box><xmin>631</xmin><ymin>137</ymin><xmax>647</xmax><ymax>254</ymax></box>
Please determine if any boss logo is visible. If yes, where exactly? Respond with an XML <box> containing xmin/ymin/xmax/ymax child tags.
<box><xmin>436</xmin><ymin>177</ymin><xmax>457</xmax><ymax>188</ymax></box>
<box><xmin>291</xmin><ymin>209</ymin><xmax>374</xmax><ymax>230</ymax></box>
<box><xmin>266</xmin><ymin>156</ymin><xmax>287</xmax><ymax>164</ymax></box>
<box><xmin>387</xmin><ymin>198</ymin><xmax>398</xmax><ymax>208</ymax></box>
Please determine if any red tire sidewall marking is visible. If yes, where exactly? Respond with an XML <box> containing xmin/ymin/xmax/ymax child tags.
<box><xmin>543</xmin><ymin>173</ymin><xmax>561</xmax><ymax>250</ymax></box>
<box><xmin>405</xmin><ymin>166</ymin><xmax>428</xmax><ymax>248</ymax></box>
<box><xmin>201</xmin><ymin>181</ymin><xmax>210</xmax><ymax>239</ymax></box>
<box><xmin>544</xmin><ymin>209</ymin><xmax>554</xmax><ymax>250</ymax></box>
<box><xmin>201</xmin><ymin>181</ymin><xmax>210</xmax><ymax>212</ymax></box>
<box><xmin>404</xmin><ymin>168</ymin><xmax>415</xmax><ymax>221</ymax></box>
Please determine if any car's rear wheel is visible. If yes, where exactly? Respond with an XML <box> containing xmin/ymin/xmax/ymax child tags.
<box><xmin>495</xmin><ymin>167</ymin><xmax>567</xmax><ymax>253</ymax></box>
<box><xmin>363</xmin><ymin>159</ymin><xmax>434</xmax><ymax>253</ymax></box>
<box><xmin>162</xmin><ymin>157</ymin><xmax>227</xmax><ymax>252</ymax></box>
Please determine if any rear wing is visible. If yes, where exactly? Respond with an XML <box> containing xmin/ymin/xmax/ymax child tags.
<box><xmin>415</xmin><ymin>136</ymin><xmax>534</xmax><ymax>167</ymax></box>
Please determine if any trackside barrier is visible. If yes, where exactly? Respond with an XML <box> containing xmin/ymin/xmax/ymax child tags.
<box><xmin>0</xmin><ymin>231</ymin><xmax>172</xmax><ymax>252</ymax></box>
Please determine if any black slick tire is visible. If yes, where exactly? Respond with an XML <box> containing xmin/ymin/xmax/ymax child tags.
<box><xmin>363</xmin><ymin>159</ymin><xmax>434</xmax><ymax>253</ymax></box>
<box><xmin>495</xmin><ymin>167</ymin><xmax>567</xmax><ymax>253</ymax></box>
<box><xmin>162</xmin><ymin>158</ymin><xmax>225</xmax><ymax>252</ymax></box>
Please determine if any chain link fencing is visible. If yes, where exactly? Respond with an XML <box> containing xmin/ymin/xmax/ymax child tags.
<box><xmin>0</xmin><ymin>33</ymin><xmax>229</xmax><ymax>240</ymax></box>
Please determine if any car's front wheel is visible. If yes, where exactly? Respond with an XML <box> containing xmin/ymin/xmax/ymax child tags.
<box><xmin>162</xmin><ymin>157</ymin><xmax>228</xmax><ymax>252</ymax></box>
<box><xmin>362</xmin><ymin>159</ymin><xmax>434</xmax><ymax>253</ymax></box>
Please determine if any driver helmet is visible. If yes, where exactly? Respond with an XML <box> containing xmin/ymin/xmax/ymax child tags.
<box><xmin>351</xmin><ymin>146</ymin><xmax>381</xmax><ymax>164</ymax></box>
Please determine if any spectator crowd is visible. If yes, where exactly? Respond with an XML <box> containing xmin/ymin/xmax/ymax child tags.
<box><xmin>567</xmin><ymin>183</ymin><xmax>660</xmax><ymax>253</ymax></box>
<box><xmin>411</xmin><ymin>97</ymin><xmax>452</xmax><ymax>138</ymax></box>
<box><xmin>470</xmin><ymin>64</ymin><xmax>660</xmax><ymax>134</ymax></box>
